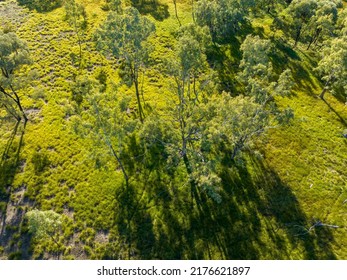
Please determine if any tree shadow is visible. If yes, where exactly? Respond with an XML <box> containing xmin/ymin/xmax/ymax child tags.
<box><xmin>269</xmin><ymin>39</ymin><xmax>318</xmax><ymax>95</ymax></box>
<box><xmin>246</xmin><ymin>155</ymin><xmax>337</xmax><ymax>259</ymax></box>
<box><xmin>321</xmin><ymin>98</ymin><xmax>347</xmax><ymax>128</ymax></box>
<box><xmin>131</xmin><ymin>0</ymin><xmax>169</xmax><ymax>21</ymax></box>
<box><xmin>0</xmin><ymin>120</ymin><xmax>33</xmax><ymax>259</ymax></box>
<box><xmin>104</xmin><ymin>132</ymin><xmax>338</xmax><ymax>259</ymax></box>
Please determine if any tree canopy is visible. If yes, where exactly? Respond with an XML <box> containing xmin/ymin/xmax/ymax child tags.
<box><xmin>0</xmin><ymin>30</ymin><xmax>32</xmax><ymax>123</ymax></box>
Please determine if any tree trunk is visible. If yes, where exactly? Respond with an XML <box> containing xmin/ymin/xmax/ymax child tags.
<box><xmin>173</xmin><ymin>0</ymin><xmax>181</xmax><ymax>26</ymax></box>
<box><xmin>293</xmin><ymin>25</ymin><xmax>302</xmax><ymax>48</ymax></box>
<box><xmin>109</xmin><ymin>142</ymin><xmax>129</xmax><ymax>189</ymax></box>
<box><xmin>134</xmin><ymin>77</ymin><xmax>144</xmax><ymax>123</ymax></box>
<box><xmin>183</xmin><ymin>152</ymin><xmax>199</xmax><ymax>206</ymax></box>
<box><xmin>307</xmin><ymin>28</ymin><xmax>321</xmax><ymax>50</ymax></box>
<box><xmin>191</xmin><ymin>0</ymin><xmax>195</xmax><ymax>23</ymax></box>
<box><xmin>319</xmin><ymin>87</ymin><xmax>327</xmax><ymax>99</ymax></box>
<box><xmin>9</xmin><ymin>85</ymin><xmax>27</xmax><ymax>124</ymax></box>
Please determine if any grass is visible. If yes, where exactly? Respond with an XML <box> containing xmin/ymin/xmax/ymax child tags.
<box><xmin>0</xmin><ymin>0</ymin><xmax>346</xmax><ymax>259</ymax></box>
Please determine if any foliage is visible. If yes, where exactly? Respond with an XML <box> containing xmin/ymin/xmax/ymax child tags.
<box><xmin>205</xmin><ymin>93</ymin><xmax>292</xmax><ymax>162</ymax></box>
<box><xmin>315</xmin><ymin>36</ymin><xmax>347</xmax><ymax>98</ymax></box>
<box><xmin>238</xmin><ymin>35</ymin><xmax>295</xmax><ymax>103</ymax></box>
<box><xmin>17</xmin><ymin>0</ymin><xmax>63</xmax><ymax>12</ymax></box>
<box><xmin>25</xmin><ymin>210</ymin><xmax>62</xmax><ymax>243</ymax></box>
<box><xmin>0</xmin><ymin>30</ymin><xmax>32</xmax><ymax>123</ymax></box>
<box><xmin>194</xmin><ymin>0</ymin><xmax>249</xmax><ymax>43</ymax></box>
<box><xmin>273</xmin><ymin>0</ymin><xmax>342</xmax><ymax>48</ymax></box>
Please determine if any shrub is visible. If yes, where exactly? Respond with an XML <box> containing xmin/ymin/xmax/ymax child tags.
<box><xmin>31</xmin><ymin>151</ymin><xmax>50</xmax><ymax>174</ymax></box>
<box><xmin>17</xmin><ymin>0</ymin><xmax>63</xmax><ymax>13</ymax></box>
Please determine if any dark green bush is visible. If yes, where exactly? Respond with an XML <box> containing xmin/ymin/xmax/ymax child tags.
<box><xmin>31</xmin><ymin>151</ymin><xmax>50</xmax><ymax>174</ymax></box>
<box><xmin>17</xmin><ymin>0</ymin><xmax>63</xmax><ymax>13</ymax></box>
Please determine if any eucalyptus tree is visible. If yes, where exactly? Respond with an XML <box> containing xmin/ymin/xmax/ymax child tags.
<box><xmin>238</xmin><ymin>35</ymin><xmax>294</xmax><ymax>104</ymax></box>
<box><xmin>285</xmin><ymin>0</ymin><xmax>318</xmax><ymax>47</ymax></box>
<box><xmin>0</xmin><ymin>31</ymin><xmax>32</xmax><ymax>124</ymax></box>
<box><xmin>315</xmin><ymin>36</ymin><xmax>347</xmax><ymax>99</ymax></box>
<box><xmin>165</xmin><ymin>24</ymin><xmax>220</xmax><ymax>202</ymax></box>
<box><xmin>166</xmin><ymin>24</ymin><xmax>212</xmax><ymax>166</ymax></box>
<box><xmin>194</xmin><ymin>0</ymin><xmax>249</xmax><ymax>43</ymax></box>
<box><xmin>204</xmin><ymin>36</ymin><xmax>294</xmax><ymax>167</ymax></box>
<box><xmin>305</xmin><ymin>0</ymin><xmax>340</xmax><ymax>50</ymax></box>
<box><xmin>236</xmin><ymin>35</ymin><xmax>294</xmax><ymax>128</ymax></box>
<box><xmin>95</xmin><ymin>7</ymin><xmax>155</xmax><ymax>123</ymax></box>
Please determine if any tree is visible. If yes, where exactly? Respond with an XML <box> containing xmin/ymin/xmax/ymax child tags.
<box><xmin>105</xmin><ymin>0</ymin><xmax>123</xmax><ymax>13</ymax></box>
<box><xmin>64</xmin><ymin>0</ymin><xmax>87</xmax><ymax>71</ymax></box>
<box><xmin>0</xmin><ymin>30</ymin><xmax>32</xmax><ymax>124</ymax></box>
<box><xmin>238</xmin><ymin>35</ymin><xmax>294</xmax><ymax>104</ymax></box>
<box><xmin>280</xmin><ymin>0</ymin><xmax>318</xmax><ymax>47</ymax></box>
<box><xmin>194</xmin><ymin>0</ymin><xmax>249</xmax><ymax>43</ymax></box>
<box><xmin>202</xmin><ymin>37</ymin><xmax>294</xmax><ymax>170</ymax></box>
<box><xmin>165</xmin><ymin>24</ymin><xmax>220</xmax><ymax>202</ymax></box>
<box><xmin>204</xmin><ymin>93</ymin><xmax>292</xmax><ymax>163</ymax></box>
<box><xmin>315</xmin><ymin>36</ymin><xmax>347</xmax><ymax>99</ymax></box>
<box><xmin>95</xmin><ymin>7</ymin><xmax>155</xmax><ymax>123</ymax></box>
<box><xmin>26</xmin><ymin>210</ymin><xmax>62</xmax><ymax>245</ymax></box>
<box><xmin>305</xmin><ymin>0</ymin><xmax>339</xmax><ymax>50</ymax></box>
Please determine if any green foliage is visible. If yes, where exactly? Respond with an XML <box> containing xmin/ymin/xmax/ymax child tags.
<box><xmin>195</xmin><ymin>0</ymin><xmax>249</xmax><ymax>43</ymax></box>
<box><xmin>0</xmin><ymin>30</ymin><xmax>32</xmax><ymax>122</ymax></box>
<box><xmin>315</xmin><ymin>36</ymin><xmax>347</xmax><ymax>98</ymax></box>
<box><xmin>274</xmin><ymin>0</ymin><xmax>341</xmax><ymax>47</ymax></box>
<box><xmin>205</xmin><ymin>93</ymin><xmax>292</xmax><ymax>162</ymax></box>
<box><xmin>26</xmin><ymin>209</ymin><xmax>62</xmax><ymax>242</ymax></box>
<box><xmin>17</xmin><ymin>0</ymin><xmax>63</xmax><ymax>12</ymax></box>
<box><xmin>70</xmin><ymin>76</ymin><xmax>93</xmax><ymax>106</ymax></box>
<box><xmin>238</xmin><ymin>35</ymin><xmax>294</xmax><ymax>103</ymax></box>
<box><xmin>103</xmin><ymin>0</ymin><xmax>123</xmax><ymax>13</ymax></box>
<box><xmin>8</xmin><ymin>251</ymin><xmax>22</xmax><ymax>259</ymax></box>
<box><xmin>31</xmin><ymin>151</ymin><xmax>50</xmax><ymax>174</ymax></box>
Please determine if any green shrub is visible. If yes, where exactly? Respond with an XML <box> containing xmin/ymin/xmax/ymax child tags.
<box><xmin>31</xmin><ymin>151</ymin><xmax>50</xmax><ymax>174</ymax></box>
<box><xmin>17</xmin><ymin>0</ymin><xmax>63</xmax><ymax>12</ymax></box>
<box><xmin>8</xmin><ymin>251</ymin><xmax>22</xmax><ymax>260</ymax></box>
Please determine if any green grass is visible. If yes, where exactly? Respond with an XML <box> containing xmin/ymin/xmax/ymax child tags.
<box><xmin>0</xmin><ymin>0</ymin><xmax>346</xmax><ymax>259</ymax></box>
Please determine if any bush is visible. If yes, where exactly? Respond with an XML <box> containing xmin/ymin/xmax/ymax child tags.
<box><xmin>8</xmin><ymin>251</ymin><xmax>22</xmax><ymax>260</ymax></box>
<box><xmin>17</xmin><ymin>0</ymin><xmax>63</xmax><ymax>13</ymax></box>
<box><xmin>31</xmin><ymin>151</ymin><xmax>50</xmax><ymax>174</ymax></box>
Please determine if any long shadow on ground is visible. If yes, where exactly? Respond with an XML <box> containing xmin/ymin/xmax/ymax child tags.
<box><xmin>104</xmin><ymin>151</ymin><xmax>337</xmax><ymax>259</ymax></box>
<box><xmin>0</xmin><ymin>121</ymin><xmax>33</xmax><ymax>259</ymax></box>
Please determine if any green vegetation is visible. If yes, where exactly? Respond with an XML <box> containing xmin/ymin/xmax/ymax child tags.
<box><xmin>0</xmin><ymin>0</ymin><xmax>346</xmax><ymax>260</ymax></box>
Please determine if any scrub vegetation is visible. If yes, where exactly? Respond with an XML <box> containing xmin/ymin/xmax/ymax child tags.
<box><xmin>0</xmin><ymin>0</ymin><xmax>346</xmax><ymax>260</ymax></box>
